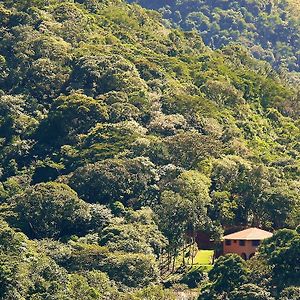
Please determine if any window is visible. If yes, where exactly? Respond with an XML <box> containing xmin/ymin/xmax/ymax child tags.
<box><xmin>252</xmin><ymin>240</ymin><xmax>260</xmax><ymax>247</ymax></box>
<box><xmin>225</xmin><ymin>240</ymin><xmax>231</xmax><ymax>246</ymax></box>
<box><xmin>239</xmin><ymin>240</ymin><xmax>245</xmax><ymax>246</ymax></box>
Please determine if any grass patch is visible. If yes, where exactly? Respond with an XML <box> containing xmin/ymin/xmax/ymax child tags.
<box><xmin>193</xmin><ymin>250</ymin><xmax>214</xmax><ymax>265</ymax></box>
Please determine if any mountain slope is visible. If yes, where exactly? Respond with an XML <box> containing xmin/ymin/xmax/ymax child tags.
<box><xmin>128</xmin><ymin>0</ymin><xmax>300</xmax><ymax>75</ymax></box>
<box><xmin>0</xmin><ymin>0</ymin><xmax>300</xmax><ymax>298</ymax></box>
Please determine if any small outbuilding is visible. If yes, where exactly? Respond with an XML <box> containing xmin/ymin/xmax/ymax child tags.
<box><xmin>223</xmin><ymin>227</ymin><xmax>273</xmax><ymax>260</ymax></box>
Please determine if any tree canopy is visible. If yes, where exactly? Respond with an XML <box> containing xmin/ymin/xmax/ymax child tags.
<box><xmin>0</xmin><ymin>0</ymin><xmax>299</xmax><ymax>298</ymax></box>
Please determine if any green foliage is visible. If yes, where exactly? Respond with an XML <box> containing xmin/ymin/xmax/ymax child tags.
<box><xmin>207</xmin><ymin>254</ymin><xmax>249</xmax><ymax>293</ymax></box>
<box><xmin>164</xmin><ymin>131</ymin><xmax>222</xmax><ymax>169</ymax></box>
<box><xmin>0</xmin><ymin>0</ymin><xmax>299</xmax><ymax>297</ymax></box>
<box><xmin>70</xmin><ymin>55</ymin><xmax>147</xmax><ymax>96</ymax></box>
<box><xmin>120</xmin><ymin>285</ymin><xmax>176</xmax><ymax>300</ymax></box>
<box><xmin>157</xmin><ymin>190</ymin><xmax>194</xmax><ymax>252</ymax></box>
<box><xmin>102</xmin><ymin>252</ymin><xmax>160</xmax><ymax>288</ymax></box>
<box><xmin>69</xmin><ymin>157</ymin><xmax>158</xmax><ymax>205</ymax></box>
<box><xmin>0</xmin><ymin>221</ymin><xmax>69</xmax><ymax>299</ymax></box>
<box><xmin>99</xmin><ymin>221</ymin><xmax>167</xmax><ymax>254</ymax></box>
<box><xmin>258</xmin><ymin>229</ymin><xmax>300</xmax><ymax>290</ymax></box>
<box><xmin>63</xmin><ymin>242</ymin><xmax>110</xmax><ymax>272</ymax></box>
<box><xmin>67</xmin><ymin>271</ymin><xmax>117</xmax><ymax>300</ymax></box>
<box><xmin>130</xmin><ymin>0</ymin><xmax>300</xmax><ymax>73</ymax></box>
<box><xmin>180</xmin><ymin>268</ymin><xmax>205</xmax><ymax>288</ymax></box>
<box><xmin>37</xmin><ymin>93</ymin><xmax>108</xmax><ymax>146</ymax></box>
<box><xmin>79</xmin><ymin>121</ymin><xmax>144</xmax><ymax>161</ymax></box>
<box><xmin>11</xmin><ymin>182</ymin><xmax>90</xmax><ymax>238</ymax></box>
<box><xmin>280</xmin><ymin>286</ymin><xmax>300</xmax><ymax>300</ymax></box>
<box><xmin>210</xmin><ymin>156</ymin><xmax>298</xmax><ymax>228</ymax></box>
<box><xmin>229</xmin><ymin>283</ymin><xmax>274</xmax><ymax>300</ymax></box>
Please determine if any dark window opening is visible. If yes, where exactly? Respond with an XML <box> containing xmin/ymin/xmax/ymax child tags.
<box><xmin>239</xmin><ymin>240</ymin><xmax>245</xmax><ymax>246</ymax></box>
<box><xmin>225</xmin><ymin>240</ymin><xmax>231</xmax><ymax>246</ymax></box>
<box><xmin>252</xmin><ymin>240</ymin><xmax>260</xmax><ymax>247</ymax></box>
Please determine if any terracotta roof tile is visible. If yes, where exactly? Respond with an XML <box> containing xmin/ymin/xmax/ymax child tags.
<box><xmin>223</xmin><ymin>227</ymin><xmax>273</xmax><ymax>240</ymax></box>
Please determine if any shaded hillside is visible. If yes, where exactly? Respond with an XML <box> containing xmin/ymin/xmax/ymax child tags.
<box><xmin>128</xmin><ymin>0</ymin><xmax>300</xmax><ymax>75</ymax></box>
<box><xmin>0</xmin><ymin>0</ymin><xmax>299</xmax><ymax>299</ymax></box>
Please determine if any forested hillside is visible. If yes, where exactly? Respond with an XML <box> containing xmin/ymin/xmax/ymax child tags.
<box><xmin>128</xmin><ymin>0</ymin><xmax>300</xmax><ymax>77</ymax></box>
<box><xmin>0</xmin><ymin>0</ymin><xmax>299</xmax><ymax>299</ymax></box>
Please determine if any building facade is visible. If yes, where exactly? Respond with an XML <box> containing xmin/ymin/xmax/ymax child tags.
<box><xmin>223</xmin><ymin>227</ymin><xmax>273</xmax><ymax>260</ymax></box>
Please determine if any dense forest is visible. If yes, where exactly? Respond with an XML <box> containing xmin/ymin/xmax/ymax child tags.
<box><xmin>0</xmin><ymin>0</ymin><xmax>299</xmax><ymax>299</ymax></box>
<box><xmin>128</xmin><ymin>0</ymin><xmax>300</xmax><ymax>77</ymax></box>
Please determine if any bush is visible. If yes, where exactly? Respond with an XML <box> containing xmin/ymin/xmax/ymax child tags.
<box><xmin>180</xmin><ymin>267</ymin><xmax>205</xmax><ymax>288</ymax></box>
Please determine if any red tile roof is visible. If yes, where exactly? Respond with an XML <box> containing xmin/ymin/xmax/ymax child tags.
<box><xmin>223</xmin><ymin>227</ymin><xmax>273</xmax><ymax>240</ymax></box>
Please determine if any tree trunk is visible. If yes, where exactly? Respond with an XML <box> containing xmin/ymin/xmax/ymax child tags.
<box><xmin>172</xmin><ymin>247</ymin><xmax>177</xmax><ymax>272</ymax></box>
<box><xmin>167</xmin><ymin>250</ymin><xmax>171</xmax><ymax>271</ymax></box>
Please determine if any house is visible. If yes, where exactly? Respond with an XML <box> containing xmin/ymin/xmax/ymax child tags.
<box><xmin>223</xmin><ymin>227</ymin><xmax>273</xmax><ymax>260</ymax></box>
